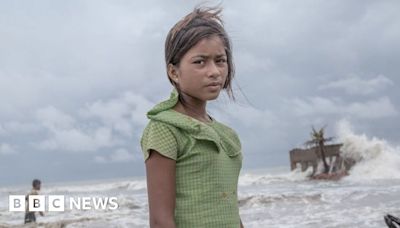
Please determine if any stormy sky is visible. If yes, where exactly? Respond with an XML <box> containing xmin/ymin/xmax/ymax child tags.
<box><xmin>1</xmin><ymin>0</ymin><xmax>399</xmax><ymax>186</ymax></box>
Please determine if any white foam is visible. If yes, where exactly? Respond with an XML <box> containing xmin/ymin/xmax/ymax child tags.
<box><xmin>43</xmin><ymin>179</ymin><xmax>147</xmax><ymax>195</ymax></box>
<box><xmin>239</xmin><ymin>167</ymin><xmax>310</xmax><ymax>187</ymax></box>
<box><xmin>336</xmin><ymin>119</ymin><xmax>400</xmax><ymax>180</ymax></box>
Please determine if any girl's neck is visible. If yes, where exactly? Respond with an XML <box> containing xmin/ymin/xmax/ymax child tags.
<box><xmin>173</xmin><ymin>93</ymin><xmax>212</xmax><ymax>123</ymax></box>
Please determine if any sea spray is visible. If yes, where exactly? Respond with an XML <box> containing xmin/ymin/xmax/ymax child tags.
<box><xmin>336</xmin><ymin>119</ymin><xmax>400</xmax><ymax>180</ymax></box>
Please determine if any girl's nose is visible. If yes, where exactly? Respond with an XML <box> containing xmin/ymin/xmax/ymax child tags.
<box><xmin>206</xmin><ymin>62</ymin><xmax>220</xmax><ymax>78</ymax></box>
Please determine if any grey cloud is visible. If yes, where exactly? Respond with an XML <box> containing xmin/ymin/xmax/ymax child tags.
<box><xmin>36</xmin><ymin>106</ymin><xmax>76</xmax><ymax>130</ymax></box>
<box><xmin>1</xmin><ymin>122</ymin><xmax>41</xmax><ymax>135</ymax></box>
<box><xmin>36</xmin><ymin>126</ymin><xmax>116</xmax><ymax>152</ymax></box>
<box><xmin>79</xmin><ymin>92</ymin><xmax>154</xmax><ymax>137</ymax></box>
<box><xmin>347</xmin><ymin>97</ymin><xmax>398</xmax><ymax>119</ymax></box>
<box><xmin>0</xmin><ymin>125</ymin><xmax>5</xmax><ymax>136</ymax></box>
<box><xmin>319</xmin><ymin>75</ymin><xmax>394</xmax><ymax>95</ymax></box>
<box><xmin>34</xmin><ymin>106</ymin><xmax>116</xmax><ymax>152</ymax></box>
<box><xmin>0</xmin><ymin>143</ymin><xmax>17</xmax><ymax>155</ymax></box>
<box><xmin>31</xmin><ymin>91</ymin><xmax>154</xmax><ymax>153</ymax></box>
<box><xmin>94</xmin><ymin>148</ymin><xmax>137</xmax><ymax>164</ymax></box>
<box><xmin>291</xmin><ymin>96</ymin><xmax>398</xmax><ymax>119</ymax></box>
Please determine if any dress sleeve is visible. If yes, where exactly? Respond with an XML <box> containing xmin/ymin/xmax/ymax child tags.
<box><xmin>140</xmin><ymin>120</ymin><xmax>178</xmax><ymax>161</ymax></box>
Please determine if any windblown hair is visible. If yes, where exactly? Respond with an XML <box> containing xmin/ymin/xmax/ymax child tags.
<box><xmin>165</xmin><ymin>6</ymin><xmax>235</xmax><ymax>99</ymax></box>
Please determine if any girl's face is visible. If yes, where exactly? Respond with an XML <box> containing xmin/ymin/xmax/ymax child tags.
<box><xmin>168</xmin><ymin>35</ymin><xmax>228</xmax><ymax>102</ymax></box>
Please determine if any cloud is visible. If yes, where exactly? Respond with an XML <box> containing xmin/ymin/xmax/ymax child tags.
<box><xmin>79</xmin><ymin>92</ymin><xmax>154</xmax><ymax>137</ymax></box>
<box><xmin>35</xmin><ymin>106</ymin><xmax>117</xmax><ymax>152</ymax></box>
<box><xmin>33</xmin><ymin>91</ymin><xmax>154</xmax><ymax>153</ymax></box>
<box><xmin>1</xmin><ymin>121</ymin><xmax>41</xmax><ymax>135</ymax></box>
<box><xmin>0</xmin><ymin>143</ymin><xmax>17</xmax><ymax>155</ymax></box>
<box><xmin>291</xmin><ymin>97</ymin><xmax>339</xmax><ymax>116</ymax></box>
<box><xmin>319</xmin><ymin>75</ymin><xmax>394</xmax><ymax>95</ymax></box>
<box><xmin>0</xmin><ymin>125</ymin><xmax>5</xmax><ymax>136</ymax></box>
<box><xmin>291</xmin><ymin>96</ymin><xmax>398</xmax><ymax>119</ymax></box>
<box><xmin>37</xmin><ymin>127</ymin><xmax>115</xmax><ymax>152</ymax></box>
<box><xmin>94</xmin><ymin>148</ymin><xmax>136</xmax><ymax>163</ymax></box>
<box><xmin>347</xmin><ymin>97</ymin><xmax>398</xmax><ymax>119</ymax></box>
<box><xmin>36</xmin><ymin>106</ymin><xmax>75</xmax><ymax>130</ymax></box>
<box><xmin>93</xmin><ymin>156</ymin><xmax>106</xmax><ymax>163</ymax></box>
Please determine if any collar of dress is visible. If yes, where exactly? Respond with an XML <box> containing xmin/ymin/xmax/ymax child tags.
<box><xmin>146</xmin><ymin>89</ymin><xmax>241</xmax><ymax>157</ymax></box>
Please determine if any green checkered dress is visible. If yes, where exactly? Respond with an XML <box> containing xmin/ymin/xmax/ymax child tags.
<box><xmin>141</xmin><ymin>89</ymin><xmax>243</xmax><ymax>228</ymax></box>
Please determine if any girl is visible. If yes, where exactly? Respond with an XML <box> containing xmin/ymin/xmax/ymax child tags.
<box><xmin>141</xmin><ymin>6</ymin><xmax>244</xmax><ymax>228</ymax></box>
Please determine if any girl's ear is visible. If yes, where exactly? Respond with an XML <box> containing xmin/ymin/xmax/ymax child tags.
<box><xmin>167</xmin><ymin>63</ymin><xmax>179</xmax><ymax>83</ymax></box>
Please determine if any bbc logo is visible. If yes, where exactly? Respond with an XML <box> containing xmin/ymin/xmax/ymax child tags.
<box><xmin>9</xmin><ymin>195</ymin><xmax>64</xmax><ymax>212</ymax></box>
<box><xmin>9</xmin><ymin>195</ymin><xmax>118</xmax><ymax>211</ymax></box>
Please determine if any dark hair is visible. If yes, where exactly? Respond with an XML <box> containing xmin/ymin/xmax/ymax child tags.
<box><xmin>165</xmin><ymin>6</ymin><xmax>235</xmax><ymax>99</ymax></box>
<box><xmin>32</xmin><ymin>179</ymin><xmax>41</xmax><ymax>188</ymax></box>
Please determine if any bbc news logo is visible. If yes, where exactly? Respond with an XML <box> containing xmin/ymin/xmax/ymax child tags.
<box><xmin>9</xmin><ymin>195</ymin><xmax>119</xmax><ymax>212</ymax></box>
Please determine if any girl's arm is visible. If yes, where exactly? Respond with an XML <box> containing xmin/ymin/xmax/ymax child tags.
<box><xmin>145</xmin><ymin>150</ymin><xmax>176</xmax><ymax>228</ymax></box>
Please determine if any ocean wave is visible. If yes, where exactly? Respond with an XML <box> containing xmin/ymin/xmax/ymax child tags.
<box><xmin>44</xmin><ymin>180</ymin><xmax>147</xmax><ymax>195</ymax></box>
<box><xmin>115</xmin><ymin>197</ymin><xmax>143</xmax><ymax>210</ymax></box>
<box><xmin>239</xmin><ymin>168</ymin><xmax>311</xmax><ymax>186</ymax></box>
<box><xmin>239</xmin><ymin>193</ymin><xmax>323</xmax><ymax>207</ymax></box>
<box><xmin>337</xmin><ymin>120</ymin><xmax>400</xmax><ymax>180</ymax></box>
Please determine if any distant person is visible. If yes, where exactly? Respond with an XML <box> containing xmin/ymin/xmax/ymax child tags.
<box><xmin>24</xmin><ymin>179</ymin><xmax>44</xmax><ymax>224</ymax></box>
<box><xmin>141</xmin><ymin>6</ymin><xmax>244</xmax><ymax>228</ymax></box>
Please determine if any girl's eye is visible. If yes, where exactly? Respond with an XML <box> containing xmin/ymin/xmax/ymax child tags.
<box><xmin>216</xmin><ymin>59</ymin><xmax>227</xmax><ymax>63</ymax></box>
<box><xmin>193</xmin><ymin>60</ymin><xmax>205</xmax><ymax>65</ymax></box>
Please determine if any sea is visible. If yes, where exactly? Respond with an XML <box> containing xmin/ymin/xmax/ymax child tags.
<box><xmin>0</xmin><ymin>121</ymin><xmax>399</xmax><ymax>228</ymax></box>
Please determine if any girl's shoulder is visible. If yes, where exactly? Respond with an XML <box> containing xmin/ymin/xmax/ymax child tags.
<box><xmin>140</xmin><ymin>119</ymin><xmax>187</xmax><ymax>161</ymax></box>
<box><xmin>142</xmin><ymin>119</ymin><xmax>183</xmax><ymax>138</ymax></box>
